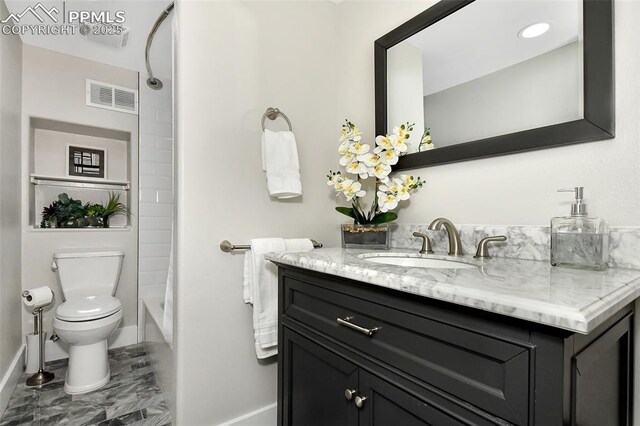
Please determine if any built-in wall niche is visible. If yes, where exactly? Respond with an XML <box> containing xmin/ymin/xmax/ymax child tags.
<box><xmin>29</xmin><ymin>117</ymin><xmax>132</xmax><ymax>230</ymax></box>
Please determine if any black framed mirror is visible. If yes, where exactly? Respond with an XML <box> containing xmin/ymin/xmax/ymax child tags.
<box><xmin>375</xmin><ymin>0</ymin><xmax>614</xmax><ymax>170</ymax></box>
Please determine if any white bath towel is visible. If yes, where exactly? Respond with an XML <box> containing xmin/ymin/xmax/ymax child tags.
<box><xmin>261</xmin><ymin>129</ymin><xmax>302</xmax><ymax>199</ymax></box>
<box><xmin>243</xmin><ymin>238</ymin><xmax>314</xmax><ymax>359</ymax></box>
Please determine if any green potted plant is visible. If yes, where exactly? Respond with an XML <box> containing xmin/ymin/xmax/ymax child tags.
<box><xmin>40</xmin><ymin>193</ymin><xmax>86</xmax><ymax>228</ymax></box>
<box><xmin>85</xmin><ymin>203</ymin><xmax>106</xmax><ymax>227</ymax></box>
<box><xmin>327</xmin><ymin>120</ymin><xmax>424</xmax><ymax>248</ymax></box>
<box><xmin>100</xmin><ymin>191</ymin><xmax>130</xmax><ymax>228</ymax></box>
<box><xmin>40</xmin><ymin>192</ymin><xmax>130</xmax><ymax>229</ymax></box>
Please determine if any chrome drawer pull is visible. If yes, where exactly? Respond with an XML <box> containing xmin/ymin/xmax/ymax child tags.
<box><xmin>336</xmin><ymin>316</ymin><xmax>380</xmax><ymax>336</ymax></box>
<box><xmin>355</xmin><ymin>395</ymin><xmax>367</xmax><ymax>408</ymax></box>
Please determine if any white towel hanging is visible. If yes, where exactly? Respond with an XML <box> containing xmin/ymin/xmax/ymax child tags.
<box><xmin>261</xmin><ymin>129</ymin><xmax>302</xmax><ymax>199</ymax></box>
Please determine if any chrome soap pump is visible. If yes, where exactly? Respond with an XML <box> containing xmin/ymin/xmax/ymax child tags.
<box><xmin>550</xmin><ymin>187</ymin><xmax>609</xmax><ymax>270</ymax></box>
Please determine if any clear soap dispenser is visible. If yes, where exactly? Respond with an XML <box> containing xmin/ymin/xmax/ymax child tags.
<box><xmin>550</xmin><ymin>187</ymin><xmax>609</xmax><ymax>270</ymax></box>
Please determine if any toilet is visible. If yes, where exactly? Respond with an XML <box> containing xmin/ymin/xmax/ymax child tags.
<box><xmin>51</xmin><ymin>250</ymin><xmax>124</xmax><ymax>394</ymax></box>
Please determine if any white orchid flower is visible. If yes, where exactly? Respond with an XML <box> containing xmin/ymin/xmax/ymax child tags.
<box><xmin>344</xmin><ymin>181</ymin><xmax>366</xmax><ymax>201</ymax></box>
<box><xmin>360</xmin><ymin>152</ymin><xmax>381</xmax><ymax>167</ymax></box>
<box><xmin>335</xmin><ymin>178</ymin><xmax>353</xmax><ymax>192</ymax></box>
<box><xmin>348</xmin><ymin>141</ymin><xmax>370</xmax><ymax>155</ymax></box>
<box><xmin>393</xmin><ymin>126</ymin><xmax>408</xmax><ymax>140</ymax></box>
<box><xmin>346</xmin><ymin>160</ymin><xmax>369</xmax><ymax>178</ymax></box>
<box><xmin>327</xmin><ymin>173</ymin><xmax>343</xmax><ymax>187</ymax></box>
<box><xmin>375</xmin><ymin>135</ymin><xmax>393</xmax><ymax>150</ymax></box>
<box><xmin>421</xmin><ymin>140</ymin><xmax>435</xmax><ymax>150</ymax></box>
<box><xmin>370</xmin><ymin>163</ymin><xmax>391</xmax><ymax>180</ymax></box>
<box><xmin>338</xmin><ymin>140</ymin><xmax>351</xmax><ymax>155</ymax></box>
<box><xmin>339</xmin><ymin>152</ymin><xmax>355</xmax><ymax>166</ymax></box>
<box><xmin>397</xmin><ymin>184</ymin><xmax>411</xmax><ymax>201</ymax></box>
<box><xmin>392</xmin><ymin>137</ymin><xmax>408</xmax><ymax>154</ymax></box>
<box><xmin>381</xmin><ymin>179</ymin><xmax>401</xmax><ymax>195</ymax></box>
<box><xmin>378</xmin><ymin>149</ymin><xmax>399</xmax><ymax>166</ymax></box>
<box><xmin>377</xmin><ymin>191</ymin><xmax>398</xmax><ymax>212</ymax></box>
<box><xmin>401</xmin><ymin>175</ymin><xmax>415</xmax><ymax>186</ymax></box>
<box><xmin>339</xmin><ymin>128</ymin><xmax>349</xmax><ymax>142</ymax></box>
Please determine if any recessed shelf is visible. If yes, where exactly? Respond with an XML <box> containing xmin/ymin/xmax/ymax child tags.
<box><xmin>28</xmin><ymin>226</ymin><xmax>132</xmax><ymax>233</ymax></box>
<box><xmin>30</xmin><ymin>174</ymin><xmax>130</xmax><ymax>191</ymax></box>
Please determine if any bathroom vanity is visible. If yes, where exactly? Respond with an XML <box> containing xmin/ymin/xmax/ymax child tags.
<box><xmin>268</xmin><ymin>249</ymin><xmax>640</xmax><ymax>426</ymax></box>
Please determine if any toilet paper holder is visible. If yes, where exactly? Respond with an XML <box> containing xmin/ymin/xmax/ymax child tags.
<box><xmin>22</xmin><ymin>290</ymin><xmax>55</xmax><ymax>387</ymax></box>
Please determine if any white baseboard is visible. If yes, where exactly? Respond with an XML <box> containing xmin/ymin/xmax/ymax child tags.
<box><xmin>217</xmin><ymin>403</ymin><xmax>277</xmax><ymax>426</ymax></box>
<box><xmin>45</xmin><ymin>325</ymin><xmax>138</xmax><ymax>362</ymax></box>
<box><xmin>0</xmin><ymin>345</ymin><xmax>25</xmax><ymax>417</ymax></box>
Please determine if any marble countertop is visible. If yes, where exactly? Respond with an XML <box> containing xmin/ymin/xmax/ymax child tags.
<box><xmin>266</xmin><ymin>248</ymin><xmax>640</xmax><ymax>334</ymax></box>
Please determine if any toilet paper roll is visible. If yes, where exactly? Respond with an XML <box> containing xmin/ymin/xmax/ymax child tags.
<box><xmin>22</xmin><ymin>286</ymin><xmax>53</xmax><ymax>308</ymax></box>
<box><xmin>25</xmin><ymin>333</ymin><xmax>42</xmax><ymax>374</ymax></box>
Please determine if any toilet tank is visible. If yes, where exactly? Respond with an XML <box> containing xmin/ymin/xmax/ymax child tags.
<box><xmin>53</xmin><ymin>250</ymin><xmax>125</xmax><ymax>300</ymax></box>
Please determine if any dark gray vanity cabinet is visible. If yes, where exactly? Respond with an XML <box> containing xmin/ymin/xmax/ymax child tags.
<box><xmin>276</xmin><ymin>265</ymin><xmax>634</xmax><ymax>426</ymax></box>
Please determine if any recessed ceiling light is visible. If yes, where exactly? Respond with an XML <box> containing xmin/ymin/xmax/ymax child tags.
<box><xmin>518</xmin><ymin>22</ymin><xmax>550</xmax><ymax>39</ymax></box>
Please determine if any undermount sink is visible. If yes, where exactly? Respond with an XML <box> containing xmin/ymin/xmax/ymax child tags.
<box><xmin>359</xmin><ymin>253</ymin><xmax>477</xmax><ymax>269</ymax></box>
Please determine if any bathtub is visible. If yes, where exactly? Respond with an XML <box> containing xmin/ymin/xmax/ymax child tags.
<box><xmin>141</xmin><ymin>297</ymin><xmax>175</xmax><ymax>417</ymax></box>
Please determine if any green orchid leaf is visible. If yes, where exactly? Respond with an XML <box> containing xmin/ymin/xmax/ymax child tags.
<box><xmin>352</xmin><ymin>206</ymin><xmax>367</xmax><ymax>225</ymax></box>
<box><xmin>335</xmin><ymin>206</ymin><xmax>356</xmax><ymax>219</ymax></box>
<box><xmin>370</xmin><ymin>212</ymin><xmax>398</xmax><ymax>224</ymax></box>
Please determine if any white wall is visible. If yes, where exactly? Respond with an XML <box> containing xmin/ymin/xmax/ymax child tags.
<box><xmin>175</xmin><ymin>1</ymin><xmax>339</xmax><ymax>424</ymax></box>
<box><xmin>337</xmin><ymin>0</ymin><xmax>640</xmax><ymax>227</ymax></box>
<box><xmin>34</xmin><ymin>129</ymin><xmax>129</xmax><ymax>181</ymax></box>
<box><xmin>139</xmin><ymin>77</ymin><xmax>174</xmax><ymax>301</ymax></box>
<box><xmin>173</xmin><ymin>0</ymin><xmax>639</xmax><ymax>423</ymax></box>
<box><xmin>21</xmin><ymin>45</ymin><xmax>140</xmax><ymax>345</ymax></box>
<box><xmin>387</xmin><ymin>42</ymin><xmax>424</xmax><ymax>150</ymax></box>
<box><xmin>0</xmin><ymin>0</ymin><xmax>23</xmax><ymax>405</ymax></box>
<box><xmin>423</xmin><ymin>42</ymin><xmax>581</xmax><ymax>147</ymax></box>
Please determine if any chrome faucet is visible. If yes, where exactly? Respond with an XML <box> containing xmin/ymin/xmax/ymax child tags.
<box><xmin>428</xmin><ymin>218</ymin><xmax>463</xmax><ymax>256</ymax></box>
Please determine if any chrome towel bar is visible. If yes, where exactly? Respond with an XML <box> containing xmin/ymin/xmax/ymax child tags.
<box><xmin>261</xmin><ymin>107</ymin><xmax>293</xmax><ymax>131</ymax></box>
<box><xmin>220</xmin><ymin>239</ymin><xmax>323</xmax><ymax>252</ymax></box>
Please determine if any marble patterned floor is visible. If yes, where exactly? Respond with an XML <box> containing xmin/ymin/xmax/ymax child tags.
<box><xmin>0</xmin><ymin>344</ymin><xmax>171</xmax><ymax>426</ymax></box>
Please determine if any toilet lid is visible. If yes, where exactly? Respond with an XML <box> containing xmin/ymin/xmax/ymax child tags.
<box><xmin>55</xmin><ymin>296</ymin><xmax>121</xmax><ymax>322</ymax></box>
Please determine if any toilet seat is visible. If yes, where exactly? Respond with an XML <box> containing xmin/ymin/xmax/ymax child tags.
<box><xmin>55</xmin><ymin>296</ymin><xmax>121</xmax><ymax>322</ymax></box>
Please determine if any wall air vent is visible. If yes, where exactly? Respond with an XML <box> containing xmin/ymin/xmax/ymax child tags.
<box><xmin>86</xmin><ymin>79</ymin><xmax>138</xmax><ymax>115</ymax></box>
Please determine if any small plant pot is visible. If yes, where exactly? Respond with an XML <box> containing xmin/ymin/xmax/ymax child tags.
<box><xmin>58</xmin><ymin>219</ymin><xmax>79</xmax><ymax>228</ymax></box>
<box><xmin>341</xmin><ymin>224</ymin><xmax>390</xmax><ymax>249</ymax></box>
<box><xmin>86</xmin><ymin>217</ymin><xmax>105</xmax><ymax>228</ymax></box>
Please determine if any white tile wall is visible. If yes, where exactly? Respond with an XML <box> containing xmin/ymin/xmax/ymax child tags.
<box><xmin>138</xmin><ymin>77</ymin><xmax>173</xmax><ymax>300</ymax></box>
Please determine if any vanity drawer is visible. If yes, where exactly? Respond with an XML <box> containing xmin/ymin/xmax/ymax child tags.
<box><xmin>281</xmin><ymin>270</ymin><xmax>533</xmax><ymax>425</ymax></box>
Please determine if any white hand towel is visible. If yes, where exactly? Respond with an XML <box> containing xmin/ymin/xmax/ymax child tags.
<box><xmin>261</xmin><ymin>129</ymin><xmax>302</xmax><ymax>199</ymax></box>
<box><xmin>284</xmin><ymin>238</ymin><xmax>314</xmax><ymax>253</ymax></box>
<box><xmin>243</xmin><ymin>238</ymin><xmax>315</xmax><ymax>359</ymax></box>
<box><xmin>245</xmin><ymin>238</ymin><xmax>286</xmax><ymax>359</ymax></box>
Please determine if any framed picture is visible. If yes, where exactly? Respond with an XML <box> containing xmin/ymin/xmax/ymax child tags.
<box><xmin>67</xmin><ymin>145</ymin><xmax>107</xmax><ymax>179</ymax></box>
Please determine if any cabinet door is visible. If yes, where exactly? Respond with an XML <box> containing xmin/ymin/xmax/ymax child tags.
<box><xmin>572</xmin><ymin>314</ymin><xmax>632</xmax><ymax>426</ymax></box>
<box><xmin>281</xmin><ymin>327</ymin><xmax>359</xmax><ymax>426</ymax></box>
<box><xmin>357</xmin><ymin>370</ymin><xmax>476</xmax><ymax>426</ymax></box>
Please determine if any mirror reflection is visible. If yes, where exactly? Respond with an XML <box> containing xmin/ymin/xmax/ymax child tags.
<box><xmin>387</xmin><ymin>0</ymin><xmax>583</xmax><ymax>153</ymax></box>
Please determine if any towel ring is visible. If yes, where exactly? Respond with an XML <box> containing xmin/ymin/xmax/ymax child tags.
<box><xmin>261</xmin><ymin>107</ymin><xmax>293</xmax><ymax>131</ymax></box>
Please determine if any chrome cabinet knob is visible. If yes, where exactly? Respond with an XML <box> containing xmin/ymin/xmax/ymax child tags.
<box><xmin>354</xmin><ymin>395</ymin><xmax>367</xmax><ymax>408</ymax></box>
<box><xmin>344</xmin><ymin>389</ymin><xmax>357</xmax><ymax>401</ymax></box>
